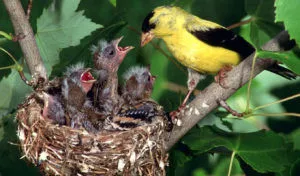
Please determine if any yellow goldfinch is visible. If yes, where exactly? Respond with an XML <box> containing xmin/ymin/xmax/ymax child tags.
<box><xmin>141</xmin><ymin>6</ymin><xmax>296</xmax><ymax>113</ymax></box>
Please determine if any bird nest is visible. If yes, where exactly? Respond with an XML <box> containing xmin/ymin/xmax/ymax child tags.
<box><xmin>16</xmin><ymin>91</ymin><xmax>168</xmax><ymax>176</ymax></box>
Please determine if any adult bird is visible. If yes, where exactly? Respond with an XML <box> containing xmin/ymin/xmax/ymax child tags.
<box><xmin>140</xmin><ymin>6</ymin><xmax>296</xmax><ymax>115</ymax></box>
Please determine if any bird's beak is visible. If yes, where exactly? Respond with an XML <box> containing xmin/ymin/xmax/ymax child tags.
<box><xmin>151</xmin><ymin>75</ymin><xmax>157</xmax><ymax>82</ymax></box>
<box><xmin>113</xmin><ymin>36</ymin><xmax>124</xmax><ymax>47</ymax></box>
<box><xmin>81</xmin><ymin>68</ymin><xmax>96</xmax><ymax>93</ymax></box>
<box><xmin>114</xmin><ymin>36</ymin><xmax>135</xmax><ymax>53</ymax></box>
<box><xmin>117</xmin><ymin>45</ymin><xmax>134</xmax><ymax>65</ymax></box>
<box><xmin>113</xmin><ymin>36</ymin><xmax>134</xmax><ymax>64</ymax></box>
<box><xmin>141</xmin><ymin>32</ymin><xmax>154</xmax><ymax>47</ymax></box>
<box><xmin>41</xmin><ymin>92</ymin><xmax>51</xmax><ymax>118</ymax></box>
<box><xmin>81</xmin><ymin>68</ymin><xmax>96</xmax><ymax>83</ymax></box>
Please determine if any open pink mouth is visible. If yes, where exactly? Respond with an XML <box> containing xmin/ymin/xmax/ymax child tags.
<box><xmin>81</xmin><ymin>69</ymin><xmax>96</xmax><ymax>83</ymax></box>
<box><xmin>114</xmin><ymin>36</ymin><xmax>134</xmax><ymax>53</ymax></box>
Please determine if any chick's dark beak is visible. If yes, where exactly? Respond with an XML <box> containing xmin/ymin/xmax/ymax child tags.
<box><xmin>141</xmin><ymin>32</ymin><xmax>154</xmax><ymax>47</ymax></box>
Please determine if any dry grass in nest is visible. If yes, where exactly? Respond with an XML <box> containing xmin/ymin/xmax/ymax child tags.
<box><xmin>16</xmin><ymin>93</ymin><xmax>168</xmax><ymax>176</ymax></box>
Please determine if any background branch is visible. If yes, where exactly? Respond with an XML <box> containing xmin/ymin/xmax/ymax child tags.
<box><xmin>166</xmin><ymin>31</ymin><xmax>292</xmax><ymax>150</ymax></box>
<box><xmin>3</xmin><ymin>0</ymin><xmax>47</xmax><ymax>80</ymax></box>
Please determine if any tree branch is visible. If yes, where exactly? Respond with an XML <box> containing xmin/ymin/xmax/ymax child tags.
<box><xmin>3</xmin><ymin>0</ymin><xmax>47</xmax><ymax>80</ymax></box>
<box><xmin>166</xmin><ymin>31</ymin><xmax>293</xmax><ymax>150</ymax></box>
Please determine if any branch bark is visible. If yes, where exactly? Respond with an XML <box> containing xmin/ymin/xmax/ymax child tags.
<box><xmin>166</xmin><ymin>31</ymin><xmax>292</xmax><ymax>150</ymax></box>
<box><xmin>3</xmin><ymin>0</ymin><xmax>47</xmax><ymax>80</ymax></box>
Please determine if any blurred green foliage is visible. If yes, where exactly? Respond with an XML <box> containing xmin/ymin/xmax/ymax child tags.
<box><xmin>0</xmin><ymin>0</ymin><xmax>299</xmax><ymax>175</ymax></box>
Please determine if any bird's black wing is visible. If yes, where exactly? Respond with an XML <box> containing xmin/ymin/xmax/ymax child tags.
<box><xmin>189</xmin><ymin>26</ymin><xmax>297</xmax><ymax>79</ymax></box>
<box><xmin>188</xmin><ymin>27</ymin><xmax>255</xmax><ymax>59</ymax></box>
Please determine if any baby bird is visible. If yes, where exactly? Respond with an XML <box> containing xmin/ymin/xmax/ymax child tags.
<box><xmin>62</xmin><ymin>63</ymin><xmax>99</xmax><ymax>133</ymax></box>
<box><xmin>41</xmin><ymin>92</ymin><xmax>65</xmax><ymax>125</ymax></box>
<box><xmin>122</xmin><ymin>66</ymin><xmax>156</xmax><ymax>105</ymax></box>
<box><xmin>141</xmin><ymin>6</ymin><xmax>297</xmax><ymax>116</ymax></box>
<box><xmin>105</xmin><ymin>66</ymin><xmax>172</xmax><ymax>131</ymax></box>
<box><xmin>90</xmin><ymin>37</ymin><xmax>134</xmax><ymax>115</ymax></box>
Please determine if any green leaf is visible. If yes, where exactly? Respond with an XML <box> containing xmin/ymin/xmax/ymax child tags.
<box><xmin>249</xmin><ymin>20</ymin><xmax>276</xmax><ymax>48</ymax></box>
<box><xmin>109</xmin><ymin>0</ymin><xmax>116</xmax><ymax>7</ymax></box>
<box><xmin>257</xmin><ymin>50</ymin><xmax>300</xmax><ymax>74</ymax></box>
<box><xmin>291</xmin><ymin>128</ymin><xmax>300</xmax><ymax>151</ymax></box>
<box><xmin>0</xmin><ymin>31</ymin><xmax>12</xmax><ymax>40</ymax></box>
<box><xmin>51</xmin><ymin>21</ymin><xmax>126</xmax><ymax>77</ymax></box>
<box><xmin>246</xmin><ymin>0</ymin><xmax>275</xmax><ymax>21</ymax></box>
<box><xmin>0</xmin><ymin>114</ymin><xmax>40</xmax><ymax>175</ymax></box>
<box><xmin>0</xmin><ymin>70</ymin><xmax>31</xmax><ymax>117</ymax></box>
<box><xmin>192</xmin><ymin>168</ymin><xmax>208</xmax><ymax>176</ymax></box>
<box><xmin>35</xmin><ymin>0</ymin><xmax>102</xmax><ymax>74</ymax></box>
<box><xmin>191</xmin><ymin>0</ymin><xmax>247</xmax><ymax>27</ymax></box>
<box><xmin>171</xmin><ymin>149</ymin><xmax>192</xmax><ymax>167</ymax></box>
<box><xmin>212</xmin><ymin>157</ymin><xmax>243</xmax><ymax>176</ymax></box>
<box><xmin>290</xmin><ymin>158</ymin><xmax>300</xmax><ymax>176</ymax></box>
<box><xmin>245</xmin><ymin>0</ymin><xmax>283</xmax><ymax>48</ymax></box>
<box><xmin>275</xmin><ymin>0</ymin><xmax>300</xmax><ymax>45</ymax></box>
<box><xmin>182</xmin><ymin>127</ymin><xmax>290</xmax><ymax>173</ymax></box>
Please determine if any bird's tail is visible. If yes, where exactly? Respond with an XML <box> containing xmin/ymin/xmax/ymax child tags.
<box><xmin>266</xmin><ymin>64</ymin><xmax>298</xmax><ymax>80</ymax></box>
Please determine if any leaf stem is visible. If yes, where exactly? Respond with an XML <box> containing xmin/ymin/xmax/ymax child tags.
<box><xmin>0</xmin><ymin>47</ymin><xmax>33</xmax><ymax>86</ymax></box>
<box><xmin>253</xmin><ymin>94</ymin><xmax>300</xmax><ymax>111</ymax></box>
<box><xmin>0</xmin><ymin>47</ymin><xmax>21</xmax><ymax>68</ymax></box>
<box><xmin>0</xmin><ymin>31</ymin><xmax>13</xmax><ymax>40</ymax></box>
<box><xmin>0</xmin><ymin>65</ymin><xmax>15</xmax><ymax>70</ymax></box>
<box><xmin>248</xmin><ymin>113</ymin><xmax>300</xmax><ymax>118</ymax></box>
<box><xmin>245</xmin><ymin>52</ymin><xmax>257</xmax><ymax>113</ymax></box>
<box><xmin>227</xmin><ymin>151</ymin><xmax>236</xmax><ymax>176</ymax></box>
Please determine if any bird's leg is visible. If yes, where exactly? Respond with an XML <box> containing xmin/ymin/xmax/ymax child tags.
<box><xmin>181</xmin><ymin>90</ymin><xmax>193</xmax><ymax>108</ymax></box>
<box><xmin>218</xmin><ymin>99</ymin><xmax>244</xmax><ymax>117</ymax></box>
<box><xmin>183</xmin><ymin>68</ymin><xmax>203</xmax><ymax>107</ymax></box>
<box><xmin>170</xmin><ymin>69</ymin><xmax>204</xmax><ymax>120</ymax></box>
<box><xmin>214</xmin><ymin>65</ymin><xmax>233</xmax><ymax>88</ymax></box>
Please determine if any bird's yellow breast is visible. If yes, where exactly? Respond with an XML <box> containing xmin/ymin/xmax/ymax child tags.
<box><xmin>162</xmin><ymin>29</ymin><xmax>241</xmax><ymax>74</ymax></box>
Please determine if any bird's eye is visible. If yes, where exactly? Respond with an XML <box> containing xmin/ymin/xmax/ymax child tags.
<box><xmin>142</xmin><ymin>72</ymin><xmax>150</xmax><ymax>81</ymax></box>
<box><xmin>104</xmin><ymin>46</ymin><xmax>115</xmax><ymax>58</ymax></box>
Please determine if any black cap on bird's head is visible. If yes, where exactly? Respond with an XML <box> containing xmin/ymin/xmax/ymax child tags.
<box><xmin>141</xmin><ymin>11</ymin><xmax>156</xmax><ymax>47</ymax></box>
<box><xmin>91</xmin><ymin>37</ymin><xmax>134</xmax><ymax>72</ymax></box>
<box><xmin>141</xmin><ymin>6</ymin><xmax>177</xmax><ymax>47</ymax></box>
<box><xmin>142</xmin><ymin>11</ymin><xmax>156</xmax><ymax>34</ymax></box>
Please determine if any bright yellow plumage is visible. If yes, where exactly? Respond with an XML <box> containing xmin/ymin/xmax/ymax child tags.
<box><xmin>141</xmin><ymin>6</ymin><xmax>296</xmax><ymax>116</ymax></box>
<box><xmin>143</xmin><ymin>6</ymin><xmax>241</xmax><ymax>74</ymax></box>
<box><xmin>162</xmin><ymin>27</ymin><xmax>240</xmax><ymax>74</ymax></box>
